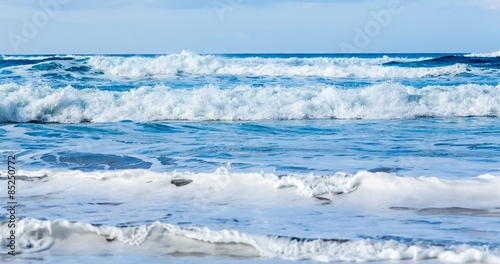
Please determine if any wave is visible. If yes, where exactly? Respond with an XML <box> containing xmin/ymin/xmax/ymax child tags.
<box><xmin>7</xmin><ymin>169</ymin><xmax>500</xmax><ymax>208</ymax></box>
<box><xmin>0</xmin><ymin>56</ymin><xmax>74</xmax><ymax>69</ymax></box>
<box><xmin>85</xmin><ymin>52</ymin><xmax>471</xmax><ymax>78</ymax></box>
<box><xmin>1</xmin><ymin>82</ymin><xmax>499</xmax><ymax>123</ymax></box>
<box><xmin>465</xmin><ymin>51</ymin><xmax>500</xmax><ymax>58</ymax></box>
<box><xmin>0</xmin><ymin>55</ymin><xmax>77</xmax><ymax>61</ymax></box>
<box><xmin>3</xmin><ymin>170</ymin><xmax>500</xmax><ymax>261</ymax></box>
<box><xmin>2</xmin><ymin>52</ymin><xmax>497</xmax><ymax>78</ymax></box>
<box><xmin>1</xmin><ymin>52</ymin><xmax>472</xmax><ymax>79</ymax></box>
<box><xmin>384</xmin><ymin>55</ymin><xmax>500</xmax><ymax>69</ymax></box>
<box><xmin>1</xmin><ymin>218</ymin><xmax>499</xmax><ymax>262</ymax></box>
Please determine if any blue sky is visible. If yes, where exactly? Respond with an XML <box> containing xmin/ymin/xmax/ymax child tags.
<box><xmin>0</xmin><ymin>0</ymin><xmax>499</xmax><ymax>54</ymax></box>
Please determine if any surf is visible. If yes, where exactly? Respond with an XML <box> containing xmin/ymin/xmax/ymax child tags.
<box><xmin>1</xmin><ymin>218</ymin><xmax>499</xmax><ymax>263</ymax></box>
<box><xmin>1</xmin><ymin>82</ymin><xmax>499</xmax><ymax>123</ymax></box>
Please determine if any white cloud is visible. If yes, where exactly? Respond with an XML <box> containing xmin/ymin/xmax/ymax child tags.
<box><xmin>468</xmin><ymin>0</ymin><xmax>500</xmax><ymax>10</ymax></box>
<box><xmin>302</xmin><ymin>2</ymin><xmax>321</xmax><ymax>9</ymax></box>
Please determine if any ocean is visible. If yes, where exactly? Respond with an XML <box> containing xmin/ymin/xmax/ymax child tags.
<box><xmin>1</xmin><ymin>51</ymin><xmax>500</xmax><ymax>263</ymax></box>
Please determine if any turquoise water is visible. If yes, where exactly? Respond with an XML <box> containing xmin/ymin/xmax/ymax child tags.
<box><xmin>1</xmin><ymin>52</ymin><xmax>500</xmax><ymax>263</ymax></box>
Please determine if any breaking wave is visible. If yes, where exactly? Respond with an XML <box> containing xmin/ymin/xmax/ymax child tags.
<box><xmin>1</xmin><ymin>52</ymin><xmax>484</xmax><ymax>78</ymax></box>
<box><xmin>2</xmin><ymin>169</ymin><xmax>499</xmax><ymax>261</ymax></box>
<box><xmin>1</xmin><ymin>218</ymin><xmax>499</xmax><ymax>262</ymax></box>
<box><xmin>465</xmin><ymin>51</ymin><xmax>500</xmax><ymax>58</ymax></box>
<box><xmin>1</xmin><ymin>82</ymin><xmax>499</xmax><ymax>123</ymax></box>
<box><xmin>85</xmin><ymin>52</ymin><xmax>470</xmax><ymax>78</ymax></box>
<box><xmin>5</xmin><ymin>169</ymin><xmax>500</xmax><ymax>208</ymax></box>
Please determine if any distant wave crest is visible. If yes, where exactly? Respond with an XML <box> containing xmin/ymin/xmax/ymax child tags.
<box><xmin>465</xmin><ymin>50</ymin><xmax>500</xmax><ymax>58</ymax></box>
<box><xmin>2</xmin><ymin>52</ymin><xmax>495</xmax><ymax>78</ymax></box>
<box><xmin>85</xmin><ymin>51</ymin><xmax>469</xmax><ymax>78</ymax></box>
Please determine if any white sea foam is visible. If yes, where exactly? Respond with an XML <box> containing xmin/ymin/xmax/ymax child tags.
<box><xmin>5</xmin><ymin>168</ymin><xmax>357</xmax><ymax>206</ymax></box>
<box><xmin>2</xmin><ymin>170</ymin><xmax>500</xmax><ymax>261</ymax></box>
<box><xmin>0</xmin><ymin>55</ymin><xmax>78</xmax><ymax>61</ymax></box>
<box><xmin>465</xmin><ymin>51</ymin><xmax>500</xmax><ymax>58</ymax></box>
<box><xmin>85</xmin><ymin>52</ymin><xmax>465</xmax><ymax>78</ymax></box>
<box><xmin>7</xmin><ymin>169</ymin><xmax>500</xmax><ymax>209</ymax></box>
<box><xmin>1</xmin><ymin>218</ymin><xmax>499</xmax><ymax>262</ymax></box>
<box><xmin>1</xmin><ymin>82</ymin><xmax>499</xmax><ymax>123</ymax></box>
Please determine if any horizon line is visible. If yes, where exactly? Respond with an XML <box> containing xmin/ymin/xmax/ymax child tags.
<box><xmin>1</xmin><ymin>52</ymin><xmax>473</xmax><ymax>56</ymax></box>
